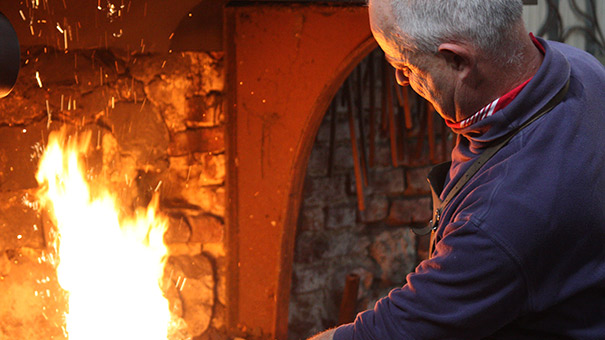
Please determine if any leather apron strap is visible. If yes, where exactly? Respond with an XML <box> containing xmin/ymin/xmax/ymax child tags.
<box><xmin>415</xmin><ymin>78</ymin><xmax>570</xmax><ymax>259</ymax></box>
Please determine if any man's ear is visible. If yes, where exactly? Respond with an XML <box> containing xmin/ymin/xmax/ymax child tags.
<box><xmin>438</xmin><ymin>43</ymin><xmax>474</xmax><ymax>76</ymax></box>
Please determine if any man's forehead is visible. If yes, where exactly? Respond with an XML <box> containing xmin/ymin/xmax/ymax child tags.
<box><xmin>371</xmin><ymin>23</ymin><xmax>410</xmax><ymax>65</ymax></box>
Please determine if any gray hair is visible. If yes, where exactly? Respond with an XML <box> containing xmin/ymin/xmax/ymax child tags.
<box><xmin>387</xmin><ymin>0</ymin><xmax>524</xmax><ymax>63</ymax></box>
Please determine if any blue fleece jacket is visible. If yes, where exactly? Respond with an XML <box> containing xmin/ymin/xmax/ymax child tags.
<box><xmin>333</xmin><ymin>37</ymin><xmax>605</xmax><ymax>339</ymax></box>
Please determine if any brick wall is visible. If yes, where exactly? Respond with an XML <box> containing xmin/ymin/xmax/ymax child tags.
<box><xmin>288</xmin><ymin>50</ymin><xmax>450</xmax><ymax>340</ymax></box>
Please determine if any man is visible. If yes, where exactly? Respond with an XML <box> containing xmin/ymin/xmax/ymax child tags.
<box><xmin>309</xmin><ymin>0</ymin><xmax>605</xmax><ymax>339</ymax></box>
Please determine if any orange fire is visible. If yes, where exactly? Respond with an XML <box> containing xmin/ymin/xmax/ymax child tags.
<box><xmin>35</xmin><ymin>128</ymin><xmax>172</xmax><ymax>339</ymax></box>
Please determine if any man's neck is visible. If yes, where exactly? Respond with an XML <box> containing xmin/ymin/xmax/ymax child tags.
<box><xmin>455</xmin><ymin>27</ymin><xmax>544</xmax><ymax>122</ymax></box>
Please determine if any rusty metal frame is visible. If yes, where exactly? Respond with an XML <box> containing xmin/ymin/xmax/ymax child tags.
<box><xmin>224</xmin><ymin>2</ymin><xmax>375</xmax><ymax>338</ymax></box>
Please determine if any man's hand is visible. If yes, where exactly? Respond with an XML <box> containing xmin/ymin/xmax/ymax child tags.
<box><xmin>307</xmin><ymin>328</ymin><xmax>336</xmax><ymax>340</ymax></box>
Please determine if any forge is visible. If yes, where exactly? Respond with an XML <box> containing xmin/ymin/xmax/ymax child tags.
<box><xmin>0</xmin><ymin>1</ymin><xmax>565</xmax><ymax>340</ymax></box>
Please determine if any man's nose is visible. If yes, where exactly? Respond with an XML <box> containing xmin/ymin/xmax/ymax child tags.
<box><xmin>395</xmin><ymin>68</ymin><xmax>409</xmax><ymax>87</ymax></box>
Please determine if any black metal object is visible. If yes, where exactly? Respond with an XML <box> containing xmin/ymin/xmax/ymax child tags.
<box><xmin>538</xmin><ymin>0</ymin><xmax>605</xmax><ymax>58</ymax></box>
<box><xmin>0</xmin><ymin>12</ymin><xmax>19</xmax><ymax>98</ymax></box>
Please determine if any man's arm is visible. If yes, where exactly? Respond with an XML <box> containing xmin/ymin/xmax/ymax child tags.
<box><xmin>307</xmin><ymin>328</ymin><xmax>336</xmax><ymax>340</ymax></box>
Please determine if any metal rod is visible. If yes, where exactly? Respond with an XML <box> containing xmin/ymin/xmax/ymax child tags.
<box><xmin>397</xmin><ymin>105</ymin><xmax>406</xmax><ymax>163</ymax></box>
<box><xmin>440</xmin><ymin>116</ymin><xmax>448</xmax><ymax>162</ymax></box>
<box><xmin>327</xmin><ymin>102</ymin><xmax>336</xmax><ymax>177</ymax></box>
<box><xmin>368</xmin><ymin>52</ymin><xmax>376</xmax><ymax>168</ymax></box>
<box><xmin>345</xmin><ymin>80</ymin><xmax>366</xmax><ymax>211</ymax></box>
<box><xmin>356</xmin><ymin>67</ymin><xmax>370</xmax><ymax>186</ymax></box>
<box><xmin>337</xmin><ymin>273</ymin><xmax>360</xmax><ymax>325</ymax></box>
<box><xmin>386</xmin><ymin>66</ymin><xmax>398</xmax><ymax>167</ymax></box>
<box><xmin>381</xmin><ymin>57</ymin><xmax>389</xmax><ymax>134</ymax></box>
<box><xmin>402</xmin><ymin>86</ymin><xmax>412</xmax><ymax>129</ymax></box>
<box><xmin>427</xmin><ymin>102</ymin><xmax>436</xmax><ymax>163</ymax></box>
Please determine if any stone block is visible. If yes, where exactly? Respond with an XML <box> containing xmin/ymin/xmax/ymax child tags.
<box><xmin>369</xmin><ymin>168</ymin><xmax>405</xmax><ymax>195</ymax></box>
<box><xmin>368</xmin><ymin>228</ymin><xmax>416</xmax><ymax>285</ymax></box>
<box><xmin>107</xmin><ymin>102</ymin><xmax>170</xmax><ymax>169</ymax></box>
<box><xmin>0</xmin><ymin>82</ymin><xmax>46</xmax><ymax>125</ymax></box>
<box><xmin>372</xmin><ymin>140</ymin><xmax>398</xmax><ymax>168</ymax></box>
<box><xmin>213</xmin><ymin>256</ymin><xmax>228</xmax><ymax>306</ymax></box>
<box><xmin>294</xmin><ymin>231</ymin><xmax>329</xmax><ymax>264</ymax></box>
<box><xmin>0</xmin><ymin>190</ymin><xmax>46</xmax><ymax>250</ymax></box>
<box><xmin>387</xmin><ymin>197</ymin><xmax>432</xmax><ymax>226</ymax></box>
<box><xmin>164</xmin><ymin>214</ymin><xmax>193</xmax><ymax>244</ymax></box>
<box><xmin>194</xmin><ymin>53</ymin><xmax>225</xmax><ymax>94</ymax></box>
<box><xmin>291</xmin><ymin>263</ymin><xmax>330</xmax><ymax>294</ymax></box>
<box><xmin>302</xmin><ymin>175</ymin><xmax>348</xmax><ymax>207</ymax></box>
<box><xmin>298</xmin><ymin>206</ymin><xmax>325</xmax><ymax>232</ymax></box>
<box><xmin>306</xmin><ymin>147</ymin><xmax>329</xmax><ymax>177</ymax></box>
<box><xmin>360</xmin><ymin>196</ymin><xmax>389</xmax><ymax>223</ymax></box>
<box><xmin>130</xmin><ymin>53</ymin><xmax>191</xmax><ymax>85</ymax></box>
<box><xmin>165</xmin><ymin>254</ymin><xmax>215</xmax><ymax>338</ymax></box>
<box><xmin>288</xmin><ymin>290</ymin><xmax>332</xmax><ymax>340</ymax></box>
<box><xmin>0</xmin><ymin>248</ymin><xmax>67</xmax><ymax>340</ymax></box>
<box><xmin>113</xmin><ymin>77</ymin><xmax>146</xmax><ymax>103</ymax></box>
<box><xmin>188</xmin><ymin>214</ymin><xmax>224</xmax><ymax>244</ymax></box>
<box><xmin>405</xmin><ymin>166</ymin><xmax>433</xmax><ymax>195</ymax></box>
<box><xmin>168</xmin><ymin>127</ymin><xmax>225</xmax><ymax>156</ymax></box>
<box><xmin>195</xmin><ymin>152</ymin><xmax>226</xmax><ymax>186</ymax></box>
<box><xmin>168</xmin><ymin>152</ymin><xmax>225</xmax><ymax>189</ymax></box>
<box><xmin>346</xmin><ymin>168</ymin><xmax>405</xmax><ymax>197</ymax></box>
<box><xmin>185</xmin><ymin>92</ymin><xmax>223</xmax><ymax>128</ymax></box>
<box><xmin>145</xmin><ymin>75</ymin><xmax>192</xmax><ymax>133</ymax></box>
<box><xmin>324</xmin><ymin>230</ymin><xmax>371</xmax><ymax>260</ymax></box>
<box><xmin>416</xmin><ymin>233</ymin><xmax>431</xmax><ymax>263</ymax></box>
<box><xmin>331</xmin><ymin>145</ymin><xmax>355</xmax><ymax>173</ymax></box>
<box><xmin>325</xmin><ymin>205</ymin><xmax>356</xmax><ymax>230</ymax></box>
<box><xmin>0</xmin><ymin>122</ymin><xmax>49</xmax><ymax>191</ymax></box>
<box><xmin>313</xmin><ymin>114</ymin><xmax>351</xmax><ymax>144</ymax></box>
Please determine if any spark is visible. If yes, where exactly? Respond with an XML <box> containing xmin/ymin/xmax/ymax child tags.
<box><xmin>56</xmin><ymin>23</ymin><xmax>64</xmax><ymax>34</ymax></box>
<box><xmin>46</xmin><ymin>100</ymin><xmax>52</xmax><ymax>128</ymax></box>
<box><xmin>179</xmin><ymin>278</ymin><xmax>187</xmax><ymax>291</ymax></box>
<box><xmin>35</xmin><ymin>71</ymin><xmax>43</xmax><ymax>88</ymax></box>
<box><xmin>154</xmin><ymin>180</ymin><xmax>162</xmax><ymax>192</ymax></box>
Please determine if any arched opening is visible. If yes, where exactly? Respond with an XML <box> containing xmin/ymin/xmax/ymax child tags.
<box><xmin>287</xmin><ymin>47</ymin><xmax>453</xmax><ymax>339</ymax></box>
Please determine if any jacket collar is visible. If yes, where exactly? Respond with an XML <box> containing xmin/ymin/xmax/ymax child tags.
<box><xmin>451</xmin><ymin>37</ymin><xmax>571</xmax><ymax>153</ymax></box>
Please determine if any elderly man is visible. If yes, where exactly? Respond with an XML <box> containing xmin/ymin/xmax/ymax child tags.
<box><xmin>309</xmin><ymin>0</ymin><xmax>605</xmax><ymax>339</ymax></box>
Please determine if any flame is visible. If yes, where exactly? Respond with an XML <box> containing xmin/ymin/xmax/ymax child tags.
<box><xmin>36</xmin><ymin>128</ymin><xmax>171</xmax><ymax>339</ymax></box>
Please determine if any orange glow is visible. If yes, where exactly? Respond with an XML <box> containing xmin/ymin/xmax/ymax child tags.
<box><xmin>35</xmin><ymin>128</ymin><xmax>171</xmax><ymax>339</ymax></box>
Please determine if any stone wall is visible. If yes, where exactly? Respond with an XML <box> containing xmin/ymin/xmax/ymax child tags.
<box><xmin>287</xmin><ymin>50</ymin><xmax>449</xmax><ymax>340</ymax></box>
<box><xmin>0</xmin><ymin>46</ymin><xmax>227</xmax><ymax>340</ymax></box>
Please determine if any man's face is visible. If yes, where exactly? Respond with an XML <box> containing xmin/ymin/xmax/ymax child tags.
<box><xmin>368</xmin><ymin>0</ymin><xmax>457</xmax><ymax>120</ymax></box>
